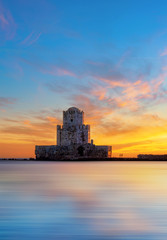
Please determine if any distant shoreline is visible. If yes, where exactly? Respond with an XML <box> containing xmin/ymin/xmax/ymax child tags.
<box><xmin>1</xmin><ymin>158</ymin><xmax>167</xmax><ymax>161</ymax></box>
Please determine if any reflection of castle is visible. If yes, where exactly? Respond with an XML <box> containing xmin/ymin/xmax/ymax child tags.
<box><xmin>35</xmin><ymin>107</ymin><xmax>112</xmax><ymax>160</ymax></box>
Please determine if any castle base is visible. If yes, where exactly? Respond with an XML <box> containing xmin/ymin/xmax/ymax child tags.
<box><xmin>35</xmin><ymin>143</ymin><xmax>112</xmax><ymax>160</ymax></box>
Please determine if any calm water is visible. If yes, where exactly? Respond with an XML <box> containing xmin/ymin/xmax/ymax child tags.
<box><xmin>1</xmin><ymin>161</ymin><xmax>167</xmax><ymax>240</ymax></box>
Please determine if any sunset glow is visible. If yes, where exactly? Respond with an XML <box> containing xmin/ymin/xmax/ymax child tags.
<box><xmin>1</xmin><ymin>0</ymin><xmax>167</xmax><ymax>157</ymax></box>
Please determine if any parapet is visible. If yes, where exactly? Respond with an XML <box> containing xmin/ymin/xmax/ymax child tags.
<box><xmin>63</xmin><ymin>107</ymin><xmax>84</xmax><ymax>126</ymax></box>
<box><xmin>35</xmin><ymin>107</ymin><xmax>112</xmax><ymax>159</ymax></box>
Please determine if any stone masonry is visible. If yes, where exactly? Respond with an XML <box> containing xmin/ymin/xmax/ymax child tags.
<box><xmin>57</xmin><ymin>107</ymin><xmax>90</xmax><ymax>146</ymax></box>
<box><xmin>35</xmin><ymin>107</ymin><xmax>112</xmax><ymax>160</ymax></box>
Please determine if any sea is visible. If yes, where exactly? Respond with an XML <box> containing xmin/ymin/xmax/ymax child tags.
<box><xmin>0</xmin><ymin>160</ymin><xmax>167</xmax><ymax>240</ymax></box>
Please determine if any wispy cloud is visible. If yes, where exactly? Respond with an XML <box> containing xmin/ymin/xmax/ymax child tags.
<box><xmin>45</xmin><ymin>82</ymin><xmax>68</xmax><ymax>93</ymax></box>
<box><xmin>160</xmin><ymin>48</ymin><xmax>167</xmax><ymax>56</ymax></box>
<box><xmin>0</xmin><ymin>2</ymin><xmax>16</xmax><ymax>40</ymax></box>
<box><xmin>43</xmin><ymin>66</ymin><xmax>76</xmax><ymax>77</ymax></box>
<box><xmin>32</xmin><ymin>51</ymin><xmax>167</xmax><ymax>115</ymax></box>
<box><xmin>0</xmin><ymin>13</ymin><xmax>8</xmax><ymax>25</ymax></box>
<box><xmin>91</xmin><ymin>69</ymin><xmax>167</xmax><ymax>111</ymax></box>
<box><xmin>21</xmin><ymin>31</ymin><xmax>42</xmax><ymax>46</ymax></box>
<box><xmin>21</xmin><ymin>58</ymin><xmax>77</xmax><ymax>78</ymax></box>
<box><xmin>70</xmin><ymin>94</ymin><xmax>112</xmax><ymax>126</ymax></box>
<box><xmin>0</xmin><ymin>112</ymin><xmax>61</xmax><ymax>146</ymax></box>
<box><xmin>0</xmin><ymin>97</ymin><xmax>17</xmax><ymax>107</ymax></box>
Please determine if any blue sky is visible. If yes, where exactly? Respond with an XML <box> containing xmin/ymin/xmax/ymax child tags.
<box><xmin>1</xmin><ymin>0</ymin><xmax>167</xmax><ymax>157</ymax></box>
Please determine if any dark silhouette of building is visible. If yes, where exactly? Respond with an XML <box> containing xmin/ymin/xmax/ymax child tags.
<box><xmin>35</xmin><ymin>107</ymin><xmax>112</xmax><ymax>160</ymax></box>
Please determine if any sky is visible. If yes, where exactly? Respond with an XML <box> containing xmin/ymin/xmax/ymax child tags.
<box><xmin>1</xmin><ymin>0</ymin><xmax>167</xmax><ymax>157</ymax></box>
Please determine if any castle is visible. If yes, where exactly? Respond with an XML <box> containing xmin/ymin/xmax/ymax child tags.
<box><xmin>35</xmin><ymin>107</ymin><xmax>112</xmax><ymax>159</ymax></box>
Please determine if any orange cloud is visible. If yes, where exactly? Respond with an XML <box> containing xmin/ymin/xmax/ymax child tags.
<box><xmin>91</xmin><ymin>68</ymin><xmax>167</xmax><ymax>112</ymax></box>
<box><xmin>96</xmin><ymin>76</ymin><xmax>127</xmax><ymax>88</ymax></box>
<box><xmin>91</xmin><ymin>85</ymin><xmax>107</xmax><ymax>100</ymax></box>
<box><xmin>71</xmin><ymin>94</ymin><xmax>112</xmax><ymax>125</ymax></box>
<box><xmin>1</xmin><ymin>109</ymin><xmax>167</xmax><ymax>158</ymax></box>
<box><xmin>23</xmin><ymin>120</ymin><xmax>31</xmax><ymax>126</ymax></box>
<box><xmin>0</xmin><ymin>113</ymin><xmax>62</xmax><ymax>156</ymax></box>
<box><xmin>46</xmin><ymin>116</ymin><xmax>60</xmax><ymax>126</ymax></box>
<box><xmin>1</xmin><ymin>65</ymin><xmax>167</xmax><ymax>158</ymax></box>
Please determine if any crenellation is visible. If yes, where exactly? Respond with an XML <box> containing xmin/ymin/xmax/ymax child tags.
<box><xmin>35</xmin><ymin>107</ymin><xmax>112</xmax><ymax>160</ymax></box>
<box><xmin>58</xmin><ymin>107</ymin><xmax>89</xmax><ymax>146</ymax></box>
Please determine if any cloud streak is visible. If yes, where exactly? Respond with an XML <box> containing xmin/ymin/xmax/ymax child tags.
<box><xmin>160</xmin><ymin>48</ymin><xmax>167</xmax><ymax>56</ymax></box>
<box><xmin>0</xmin><ymin>13</ymin><xmax>8</xmax><ymax>25</ymax></box>
<box><xmin>21</xmin><ymin>31</ymin><xmax>42</xmax><ymax>46</ymax></box>
<box><xmin>1</xmin><ymin>109</ymin><xmax>61</xmax><ymax>138</ymax></box>
<box><xmin>91</xmin><ymin>69</ymin><xmax>167</xmax><ymax>111</ymax></box>
<box><xmin>0</xmin><ymin>97</ymin><xmax>17</xmax><ymax>107</ymax></box>
<box><xmin>43</xmin><ymin>66</ymin><xmax>76</xmax><ymax>77</ymax></box>
<box><xmin>0</xmin><ymin>2</ymin><xmax>16</xmax><ymax>40</ymax></box>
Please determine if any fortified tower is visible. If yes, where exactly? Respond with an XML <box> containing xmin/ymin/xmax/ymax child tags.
<box><xmin>35</xmin><ymin>107</ymin><xmax>112</xmax><ymax>159</ymax></box>
<box><xmin>57</xmin><ymin>107</ymin><xmax>90</xmax><ymax>146</ymax></box>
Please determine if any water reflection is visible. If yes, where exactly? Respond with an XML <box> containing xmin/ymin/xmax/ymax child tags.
<box><xmin>1</xmin><ymin>161</ymin><xmax>167</xmax><ymax>239</ymax></box>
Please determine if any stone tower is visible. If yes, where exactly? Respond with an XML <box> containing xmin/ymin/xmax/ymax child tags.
<box><xmin>35</xmin><ymin>107</ymin><xmax>112</xmax><ymax>159</ymax></box>
<box><xmin>57</xmin><ymin>107</ymin><xmax>90</xmax><ymax>146</ymax></box>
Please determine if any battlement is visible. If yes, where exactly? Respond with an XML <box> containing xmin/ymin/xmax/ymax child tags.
<box><xmin>57</xmin><ymin>107</ymin><xmax>90</xmax><ymax>146</ymax></box>
<box><xmin>63</xmin><ymin>107</ymin><xmax>84</xmax><ymax>126</ymax></box>
<box><xmin>35</xmin><ymin>107</ymin><xmax>112</xmax><ymax>159</ymax></box>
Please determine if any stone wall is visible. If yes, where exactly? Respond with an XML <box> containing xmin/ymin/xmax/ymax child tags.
<box><xmin>57</xmin><ymin>124</ymin><xmax>90</xmax><ymax>146</ymax></box>
<box><xmin>57</xmin><ymin>107</ymin><xmax>90</xmax><ymax>146</ymax></box>
<box><xmin>63</xmin><ymin>107</ymin><xmax>83</xmax><ymax>126</ymax></box>
<box><xmin>35</xmin><ymin>107</ymin><xmax>112</xmax><ymax>160</ymax></box>
<box><xmin>35</xmin><ymin>143</ymin><xmax>112</xmax><ymax>160</ymax></box>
